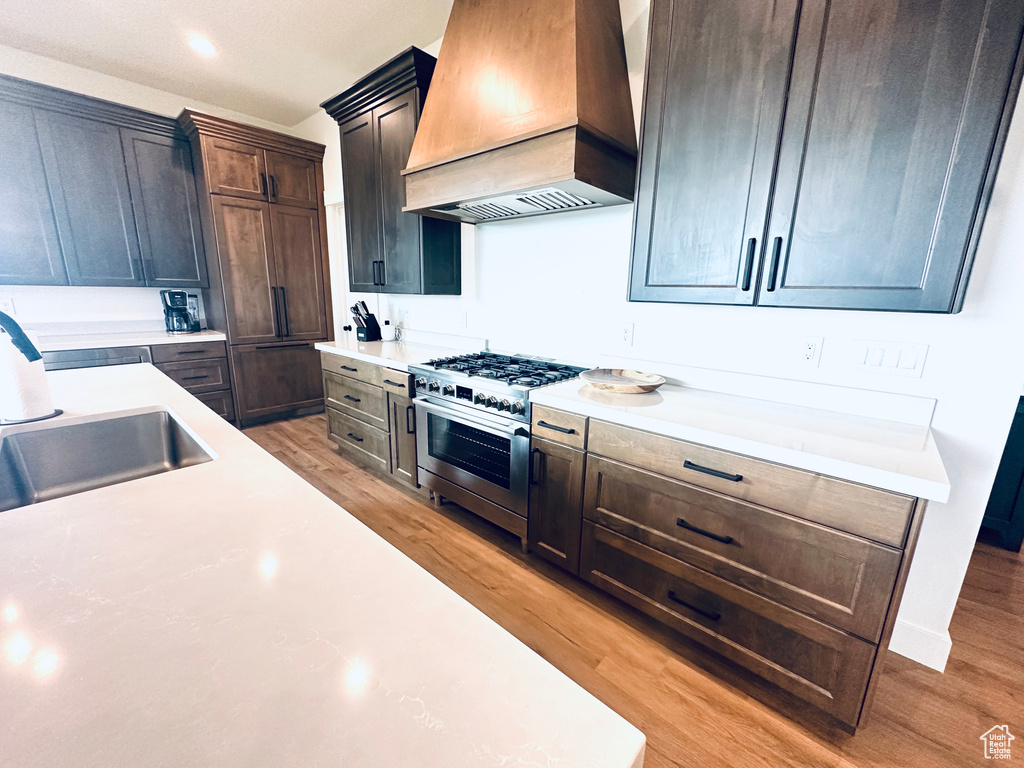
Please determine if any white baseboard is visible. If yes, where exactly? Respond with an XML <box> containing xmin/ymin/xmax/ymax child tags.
<box><xmin>888</xmin><ymin>618</ymin><xmax>952</xmax><ymax>672</ymax></box>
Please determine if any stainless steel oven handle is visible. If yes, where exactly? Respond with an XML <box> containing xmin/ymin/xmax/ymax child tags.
<box><xmin>416</xmin><ymin>398</ymin><xmax>528</xmax><ymax>438</ymax></box>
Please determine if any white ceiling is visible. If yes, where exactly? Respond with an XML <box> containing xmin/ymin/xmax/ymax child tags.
<box><xmin>0</xmin><ymin>0</ymin><xmax>455</xmax><ymax>126</ymax></box>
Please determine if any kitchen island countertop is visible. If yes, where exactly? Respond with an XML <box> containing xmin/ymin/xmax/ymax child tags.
<box><xmin>0</xmin><ymin>364</ymin><xmax>645</xmax><ymax>768</ymax></box>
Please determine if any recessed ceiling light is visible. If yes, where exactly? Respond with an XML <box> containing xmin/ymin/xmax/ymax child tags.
<box><xmin>187</xmin><ymin>35</ymin><xmax>218</xmax><ymax>57</ymax></box>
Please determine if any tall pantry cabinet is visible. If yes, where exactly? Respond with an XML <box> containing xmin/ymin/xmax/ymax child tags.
<box><xmin>178</xmin><ymin>110</ymin><xmax>333</xmax><ymax>427</ymax></box>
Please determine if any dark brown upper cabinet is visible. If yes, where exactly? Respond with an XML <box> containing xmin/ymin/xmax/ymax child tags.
<box><xmin>0</xmin><ymin>99</ymin><xmax>67</xmax><ymax>286</ymax></box>
<box><xmin>0</xmin><ymin>74</ymin><xmax>210</xmax><ymax>289</ymax></box>
<box><xmin>630</xmin><ymin>0</ymin><xmax>1024</xmax><ymax>313</ymax></box>
<box><xmin>202</xmin><ymin>136</ymin><xmax>319</xmax><ymax>210</ymax></box>
<box><xmin>121</xmin><ymin>130</ymin><xmax>208</xmax><ymax>288</ymax></box>
<box><xmin>322</xmin><ymin>47</ymin><xmax>461</xmax><ymax>295</ymax></box>
<box><xmin>35</xmin><ymin>110</ymin><xmax>146</xmax><ymax>287</ymax></box>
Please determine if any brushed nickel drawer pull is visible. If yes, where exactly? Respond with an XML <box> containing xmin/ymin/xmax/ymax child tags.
<box><xmin>340</xmin><ymin>365</ymin><xmax>357</xmax><ymax>371</ymax></box>
<box><xmin>683</xmin><ymin>459</ymin><xmax>742</xmax><ymax>483</ymax></box>
<box><xmin>677</xmin><ymin>518</ymin><xmax>734</xmax><ymax>544</ymax></box>
<box><xmin>346</xmin><ymin>432</ymin><xmax>364</xmax><ymax>442</ymax></box>
<box><xmin>667</xmin><ymin>590</ymin><xmax>721</xmax><ymax>621</ymax></box>
<box><xmin>343</xmin><ymin>394</ymin><xmax>361</xmax><ymax>402</ymax></box>
<box><xmin>537</xmin><ymin>420</ymin><xmax>575</xmax><ymax>435</ymax></box>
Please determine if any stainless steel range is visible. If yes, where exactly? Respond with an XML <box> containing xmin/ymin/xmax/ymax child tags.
<box><xmin>410</xmin><ymin>352</ymin><xmax>587</xmax><ymax>547</ymax></box>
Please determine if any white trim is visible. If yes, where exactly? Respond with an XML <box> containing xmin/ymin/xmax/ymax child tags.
<box><xmin>888</xmin><ymin>618</ymin><xmax>952</xmax><ymax>672</ymax></box>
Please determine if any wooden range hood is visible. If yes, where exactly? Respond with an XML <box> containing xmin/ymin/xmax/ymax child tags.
<box><xmin>401</xmin><ymin>0</ymin><xmax>637</xmax><ymax>224</ymax></box>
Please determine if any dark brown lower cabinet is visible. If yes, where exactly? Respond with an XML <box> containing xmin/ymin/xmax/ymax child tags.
<box><xmin>528</xmin><ymin>436</ymin><xmax>586</xmax><ymax>575</ymax></box>
<box><xmin>230</xmin><ymin>343</ymin><xmax>324</xmax><ymax>426</ymax></box>
<box><xmin>388</xmin><ymin>392</ymin><xmax>417</xmax><ymax>487</ymax></box>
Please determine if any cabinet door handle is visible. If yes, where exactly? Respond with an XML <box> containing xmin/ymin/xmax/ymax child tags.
<box><xmin>537</xmin><ymin>420</ymin><xmax>575</xmax><ymax>435</ymax></box>
<box><xmin>183</xmin><ymin>375</ymin><xmax>209</xmax><ymax>381</ymax></box>
<box><xmin>378</xmin><ymin>260</ymin><xmax>386</xmax><ymax>286</ymax></box>
<box><xmin>667</xmin><ymin>590</ymin><xmax>721</xmax><ymax>621</ymax></box>
<box><xmin>406</xmin><ymin>404</ymin><xmax>415</xmax><ymax>434</ymax></box>
<box><xmin>766</xmin><ymin>237</ymin><xmax>782</xmax><ymax>292</ymax></box>
<box><xmin>269</xmin><ymin>175</ymin><xmax>277</xmax><ymax>201</ymax></box>
<box><xmin>372</xmin><ymin>260</ymin><xmax>380</xmax><ymax>286</ymax></box>
<box><xmin>741</xmin><ymin>238</ymin><xmax>756</xmax><ymax>291</ymax></box>
<box><xmin>279</xmin><ymin>287</ymin><xmax>290</xmax><ymax>337</ymax></box>
<box><xmin>176</xmin><ymin>350</ymin><xmax>205</xmax><ymax>355</ymax></box>
<box><xmin>271</xmin><ymin>286</ymin><xmax>282</xmax><ymax>337</ymax></box>
<box><xmin>676</xmin><ymin>518</ymin><xmax>734</xmax><ymax>544</ymax></box>
<box><xmin>529</xmin><ymin>447</ymin><xmax>544</xmax><ymax>485</ymax></box>
<box><xmin>255</xmin><ymin>342</ymin><xmax>311</xmax><ymax>349</ymax></box>
<box><xmin>384</xmin><ymin>379</ymin><xmax>406</xmax><ymax>387</ymax></box>
<box><xmin>339</xmin><ymin>365</ymin><xmax>357</xmax><ymax>371</ymax></box>
<box><xmin>683</xmin><ymin>459</ymin><xmax>742</xmax><ymax>483</ymax></box>
<box><xmin>260</xmin><ymin>172</ymin><xmax>268</xmax><ymax>197</ymax></box>
<box><xmin>343</xmin><ymin>394</ymin><xmax>361</xmax><ymax>402</ymax></box>
<box><xmin>346</xmin><ymin>432</ymin><xmax>364</xmax><ymax>443</ymax></box>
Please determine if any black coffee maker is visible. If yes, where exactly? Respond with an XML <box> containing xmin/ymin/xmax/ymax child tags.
<box><xmin>160</xmin><ymin>290</ymin><xmax>200</xmax><ymax>334</ymax></box>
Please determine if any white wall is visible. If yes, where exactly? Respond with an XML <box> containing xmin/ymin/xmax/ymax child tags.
<box><xmin>0</xmin><ymin>43</ymin><xmax>298</xmax><ymax>332</ymax></box>
<box><xmin>322</xmin><ymin>1</ymin><xmax>1024</xmax><ymax>670</ymax></box>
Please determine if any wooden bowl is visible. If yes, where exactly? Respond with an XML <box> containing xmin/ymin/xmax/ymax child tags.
<box><xmin>579</xmin><ymin>368</ymin><xmax>666</xmax><ymax>394</ymax></box>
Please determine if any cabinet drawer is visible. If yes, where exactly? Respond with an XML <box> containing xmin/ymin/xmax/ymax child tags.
<box><xmin>532</xmin><ymin>405</ymin><xmax>588</xmax><ymax>450</ymax></box>
<box><xmin>581</xmin><ymin>522</ymin><xmax>876</xmax><ymax>726</ymax></box>
<box><xmin>195</xmin><ymin>389</ymin><xmax>235</xmax><ymax>422</ymax></box>
<box><xmin>320</xmin><ymin>352</ymin><xmax>383</xmax><ymax>387</ymax></box>
<box><xmin>327</xmin><ymin>407</ymin><xmax>389</xmax><ymax>473</ymax></box>
<box><xmin>156</xmin><ymin>358</ymin><xmax>230</xmax><ymax>394</ymax></box>
<box><xmin>584</xmin><ymin>454</ymin><xmax>901</xmax><ymax>641</ymax></box>
<box><xmin>323</xmin><ymin>370</ymin><xmax>387</xmax><ymax>429</ymax></box>
<box><xmin>382</xmin><ymin>368</ymin><xmax>413</xmax><ymax>397</ymax></box>
<box><xmin>151</xmin><ymin>340</ymin><xmax>227</xmax><ymax>363</ymax></box>
<box><xmin>588</xmin><ymin>420</ymin><xmax>914</xmax><ymax>547</ymax></box>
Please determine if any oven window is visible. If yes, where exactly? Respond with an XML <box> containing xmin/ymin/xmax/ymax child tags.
<box><xmin>427</xmin><ymin>413</ymin><xmax>511</xmax><ymax>489</ymax></box>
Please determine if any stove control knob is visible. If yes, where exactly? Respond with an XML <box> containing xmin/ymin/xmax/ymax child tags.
<box><xmin>415</xmin><ymin>377</ymin><xmax>427</xmax><ymax>389</ymax></box>
<box><xmin>510</xmin><ymin>401</ymin><xmax>524</xmax><ymax>415</ymax></box>
<box><xmin>499</xmin><ymin>399</ymin><xmax>511</xmax><ymax>411</ymax></box>
<box><xmin>474</xmin><ymin>393</ymin><xmax>487</xmax><ymax>405</ymax></box>
<box><xmin>428</xmin><ymin>380</ymin><xmax>440</xmax><ymax>392</ymax></box>
<box><xmin>442</xmin><ymin>384</ymin><xmax>455</xmax><ymax>396</ymax></box>
<box><xmin>486</xmin><ymin>395</ymin><xmax>499</xmax><ymax>408</ymax></box>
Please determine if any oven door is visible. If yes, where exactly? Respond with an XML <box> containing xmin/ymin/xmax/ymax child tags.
<box><xmin>415</xmin><ymin>397</ymin><xmax>530</xmax><ymax>516</ymax></box>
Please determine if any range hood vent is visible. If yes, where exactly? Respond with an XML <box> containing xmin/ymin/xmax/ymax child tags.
<box><xmin>402</xmin><ymin>0</ymin><xmax>637</xmax><ymax>225</ymax></box>
<box><xmin>435</xmin><ymin>187</ymin><xmax>598</xmax><ymax>221</ymax></box>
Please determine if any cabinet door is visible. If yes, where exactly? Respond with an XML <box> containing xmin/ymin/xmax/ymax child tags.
<box><xmin>339</xmin><ymin>113</ymin><xmax>382</xmax><ymax>292</ymax></box>
<box><xmin>121</xmin><ymin>129</ymin><xmax>208</xmax><ymax>288</ymax></box>
<box><xmin>0</xmin><ymin>100</ymin><xmax>67</xmax><ymax>285</ymax></box>
<box><xmin>375</xmin><ymin>91</ymin><xmax>423</xmax><ymax>294</ymax></box>
<box><xmin>269</xmin><ymin>204</ymin><xmax>329</xmax><ymax>340</ymax></box>
<box><xmin>388</xmin><ymin>392</ymin><xmax>418</xmax><ymax>487</ymax></box>
<box><xmin>211</xmin><ymin>197</ymin><xmax>279</xmax><ymax>344</ymax></box>
<box><xmin>265</xmin><ymin>150</ymin><xmax>318</xmax><ymax>208</ymax></box>
<box><xmin>230</xmin><ymin>342</ymin><xmax>324</xmax><ymax>425</ymax></box>
<box><xmin>760</xmin><ymin>0</ymin><xmax>1024</xmax><ymax>312</ymax></box>
<box><xmin>201</xmin><ymin>136</ymin><xmax>268</xmax><ymax>200</ymax></box>
<box><xmin>528</xmin><ymin>437</ymin><xmax>586</xmax><ymax>575</ymax></box>
<box><xmin>35</xmin><ymin>110</ymin><xmax>145</xmax><ymax>287</ymax></box>
<box><xmin>629</xmin><ymin>0</ymin><xmax>799</xmax><ymax>305</ymax></box>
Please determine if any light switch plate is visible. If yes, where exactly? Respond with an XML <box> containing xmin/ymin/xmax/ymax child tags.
<box><xmin>0</xmin><ymin>297</ymin><xmax>15</xmax><ymax>316</ymax></box>
<box><xmin>839</xmin><ymin>338</ymin><xmax>929</xmax><ymax>377</ymax></box>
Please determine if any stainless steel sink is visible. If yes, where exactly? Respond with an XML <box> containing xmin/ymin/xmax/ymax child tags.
<box><xmin>0</xmin><ymin>408</ymin><xmax>214</xmax><ymax>512</ymax></box>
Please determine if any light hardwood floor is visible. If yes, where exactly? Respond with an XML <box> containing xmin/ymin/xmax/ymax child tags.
<box><xmin>245</xmin><ymin>414</ymin><xmax>1023</xmax><ymax>768</ymax></box>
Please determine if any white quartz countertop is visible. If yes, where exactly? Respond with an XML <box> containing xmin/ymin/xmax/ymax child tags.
<box><xmin>315</xmin><ymin>338</ymin><xmax>460</xmax><ymax>372</ymax></box>
<box><xmin>37</xmin><ymin>328</ymin><xmax>226</xmax><ymax>351</ymax></box>
<box><xmin>0</xmin><ymin>365</ymin><xmax>645</xmax><ymax>768</ymax></box>
<box><xmin>531</xmin><ymin>381</ymin><xmax>951</xmax><ymax>503</ymax></box>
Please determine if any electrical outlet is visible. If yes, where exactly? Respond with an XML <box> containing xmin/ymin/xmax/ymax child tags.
<box><xmin>800</xmin><ymin>336</ymin><xmax>823</xmax><ymax>367</ymax></box>
<box><xmin>620</xmin><ymin>323</ymin><xmax>635</xmax><ymax>347</ymax></box>
<box><xmin>0</xmin><ymin>297</ymin><xmax>15</xmax><ymax>316</ymax></box>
